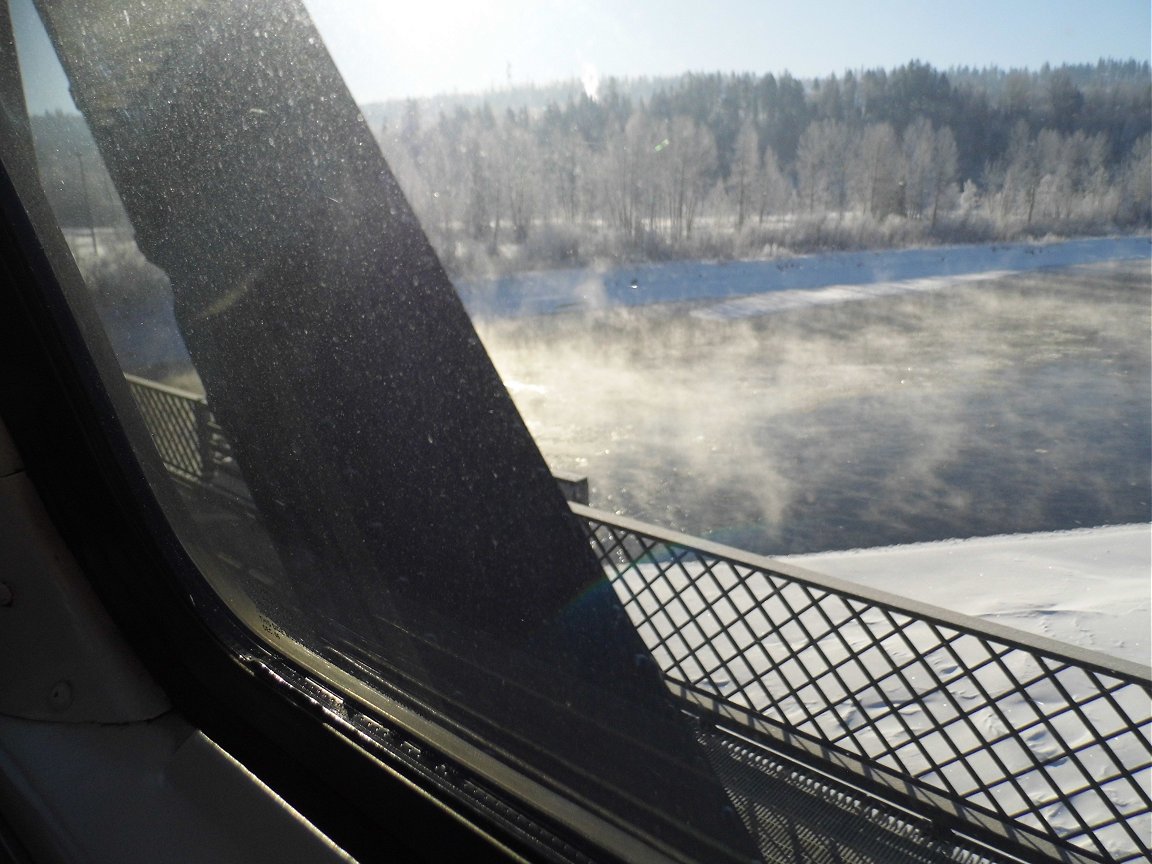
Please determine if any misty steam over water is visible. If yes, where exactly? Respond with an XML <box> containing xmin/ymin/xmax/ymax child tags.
<box><xmin>475</xmin><ymin>259</ymin><xmax>1151</xmax><ymax>555</ymax></box>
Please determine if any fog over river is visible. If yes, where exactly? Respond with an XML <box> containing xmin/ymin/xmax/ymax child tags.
<box><xmin>472</xmin><ymin>254</ymin><xmax>1150</xmax><ymax>555</ymax></box>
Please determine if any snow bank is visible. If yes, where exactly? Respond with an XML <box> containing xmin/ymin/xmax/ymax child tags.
<box><xmin>780</xmin><ymin>524</ymin><xmax>1151</xmax><ymax>666</ymax></box>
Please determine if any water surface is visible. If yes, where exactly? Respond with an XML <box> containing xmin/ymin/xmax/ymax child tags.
<box><xmin>478</xmin><ymin>260</ymin><xmax>1151</xmax><ymax>555</ymax></box>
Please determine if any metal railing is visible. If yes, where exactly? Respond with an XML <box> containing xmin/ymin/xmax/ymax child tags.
<box><xmin>577</xmin><ymin>508</ymin><xmax>1151</xmax><ymax>864</ymax></box>
<box><xmin>125</xmin><ymin>374</ymin><xmax>1152</xmax><ymax>864</ymax></box>
<box><xmin>125</xmin><ymin>374</ymin><xmax>234</xmax><ymax>485</ymax></box>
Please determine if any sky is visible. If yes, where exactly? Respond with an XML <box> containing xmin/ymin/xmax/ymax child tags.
<box><xmin>304</xmin><ymin>0</ymin><xmax>1152</xmax><ymax>103</ymax></box>
<box><xmin>11</xmin><ymin>0</ymin><xmax>1152</xmax><ymax>113</ymax></box>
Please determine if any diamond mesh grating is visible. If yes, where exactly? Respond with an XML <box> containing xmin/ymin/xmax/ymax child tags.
<box><xmin>126</xmin><ymin>375</ymin><xmax>208</xmax><ymax>480</ymax></box>
<box><xmin>126</xmin><ymin>375</ymin><xmax>232</xmax><ymax>484</ymax></box>
<box><xmin>579</xmin><ymin>510</ymin><xmax>1152</xmax><ymax>863</ymax></box>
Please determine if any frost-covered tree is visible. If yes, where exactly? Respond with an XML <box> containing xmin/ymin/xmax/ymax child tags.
<box><xmin>796</xmin><ymin>119</ymin><xmax>851</xmax><ymax>214</ymax></box>
<box><xmin>351</xmin><ymin>60</ymin><xmax>1148</xmax><ymax>274</ymax></box>
<box><xmin>663</xmin><ymin>116</ymin><xmax>717</xmax><ymax>240</ymax></box>
<box><xmin>1114</xmin><ymin>134</ymin><xmax>1152</xmax><ymax>224</ymax></box>
<box><xmin>540</xmin><ymin>119</ymin><xmax>591</xmax><ymax>225</ymax></box>
<box><xmin>728</xmin><ymin>120</ymin><xmax>759</xmax><ymax>230</ymax></box>
<box><xmin>494</xmin><ymin>115</ymin><xmax>539</xmax><ymax>243</ymax></box>
<box><xmin>755</xmin><ymin>144</ymin><xmax>792</xmax><ymax>225</ymax></box>
<box><xmin>904</xmin><ymin>118</ymin><xmax>958</xmax><ymax>225</ymax></box>
<box><xmin>600</xmin><ymin>112</ymin><xmax>656</xmax><ymax>244</ymax></box>
<box><xmin>998</xmin><ymin>120</ymin><xmax>1042</xmax><ymax>225</ymax></box>
<box><xmin>852</xmin><ymin>122</ymin><xmax>904</xmax><ymax>217</ymax></box>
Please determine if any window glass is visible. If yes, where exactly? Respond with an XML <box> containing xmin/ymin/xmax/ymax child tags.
<box><xmin>307</xmin><ymin>1</ymin><xmax>1151</xmax><ymax>561</ymax></box>
<box><xmin>6</xmin><ymin>0</ymin><xmax>1150</xmax><ymax>861</ymax></box>
<box><xmin>305</xmin><ymin>0</ymin><xmax>1150</xmax><ymax>666</ymax></box>
<box><xmin>6</xmin><ymin>2</ymin><xmax>759</xmax><ymax>860</ymax></box>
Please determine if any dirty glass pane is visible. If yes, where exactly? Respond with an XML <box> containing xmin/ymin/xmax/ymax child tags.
<box><xmin>7</xmin><ymin>0</ymin><xmax>1150</xmax><ymax>860</ymax></box>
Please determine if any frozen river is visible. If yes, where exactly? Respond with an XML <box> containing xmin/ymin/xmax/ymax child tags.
<box><xmin>472</xmin><ymin>244</ymin><xmax>1151</xmax><ymax>556</ymax></box>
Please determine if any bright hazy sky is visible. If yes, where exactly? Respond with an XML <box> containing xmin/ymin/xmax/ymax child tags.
<box><xmin>305</xmin><ymin>0</ymin><xmax>1152</xmax><ymax>102</ymax></box>
<box><xmin>12</xmin><ymin>0</ymin><xmax>1151</xmax><ymax>112</ymax></box>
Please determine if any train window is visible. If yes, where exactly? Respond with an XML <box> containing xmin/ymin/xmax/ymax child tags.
<box><xmin>4</xmin><ymin>1</ymin><xmax>761</xmax><ymax>861</ymax></box>
<box><xmin>4</xmin><ymin>0</ymin><xmax>1149</xmax><ymax>862</ymax></box>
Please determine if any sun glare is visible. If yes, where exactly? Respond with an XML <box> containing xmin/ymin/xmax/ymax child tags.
<box><xmin>305</xmin><ymin>0</ymin><xmax>533</xmax><ymax>100</ymax></box>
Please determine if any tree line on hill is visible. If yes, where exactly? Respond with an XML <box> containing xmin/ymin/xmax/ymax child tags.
<box><xmin>30</xmin><ymin>60</ymin><xmax>1151</xmax><ymax>278</ymax></box>
<box><xmin>372</xmin><ymin>60</ymin><xmax>1150</xmax><ymax>275</ymax></box>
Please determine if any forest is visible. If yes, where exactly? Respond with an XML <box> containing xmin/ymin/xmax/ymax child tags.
<box><xmin>33</xmin><ymin>60</ymin><xmax>1152</xmax><ymax>278</ymax></box>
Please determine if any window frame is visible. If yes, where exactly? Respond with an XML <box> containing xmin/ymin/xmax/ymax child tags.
<box><xmin>0</xmin><ymin>89</ymin><xmax>648</xmax><ymax>864</ymax></box>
